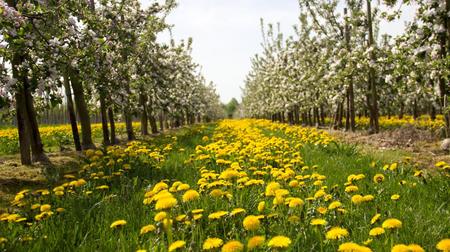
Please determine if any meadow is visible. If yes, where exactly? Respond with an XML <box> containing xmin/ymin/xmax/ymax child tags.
<box><xmin>0</xmin><ymin>119</ymin><xmax>449</xmax><ymax>251</ymax></box>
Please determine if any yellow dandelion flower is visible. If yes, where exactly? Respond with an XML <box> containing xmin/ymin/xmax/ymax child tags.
<box><xmin>317</xmin><ymin>207</ymin><xmax>328</xmax><ymax>214</ymax></box>
<box><xmin>288</xmin><ymin>198</ymin><xmax>304</xmax><ymax>208</ymax></box>
<box><xmin>110</xmin><ymin>219</ymin><xmax>126</xmax><ymax>229</ymax></box>
<box><xmin>208</xmin><ymin>211</ymin><xmax>228</xmax><ymax>220</ymax></box>
<box><xmin>436</xmin><ymin>239</ymin><xmax>450</xmax><ymax>251</ymax></box>
<box><xmin>257</xmin><ymin>201</ymin><xmax>266</xmax><ymax>212</ymax></box>
<box><xmin>373</xmin><ymin>174</ymin><xmax>385</xmax><ymax>183</ymax></box>
<box><xmin>382</xmin><ymin>218</ymin><xmax>402</xmax><ymax>229</ymax></box>
<box><xmin>392</xmin><ymin>244</ymin><xmax>425</xmax><ymax>252</ymax></box>
<box><xmin>221</xmin><ymin>240</ymin><xmax>244</xmax><ymax>252</ymax></box>
<box><xmin>155</xmin><ymin>197</ymin><xmax>177</xmax><ymax>210</ymax></box>
<box><xmin>369</xmin><ymin>227</ymin><xmax>385</xmax><ymax>236</ymax></box>
<box><xmin>140</xmin><ymin>224</ymin><xmax>156</xmax><ymax>235</ymax></box>
<box><xmin>40</xmin><ymin>204</ymin><xmax>51</xmax><ymax>212</ymax></box>
<box><xmin>168</xmin><ymin>240</ymin><xmax>186</xmax><ymax>252</ymax></box>
<box><xmin>203</xmin><ymin>237</ymin><xmax>223</xmax><ymax>250</ymax></box>
<box><xmin>267</xmin><ymin>236</ymin><xmax>291</xmax><ymax>249</ymax></box>
<box><xmin>310</xmin><ymin>218</ymin><xmax>327</xmax><ymax>226</ymax></box>
<box><xmin>265</xmin><ymin>182</ymin><xmax>281</xmax><ymax>196</ymax></box>
<box><xmin>391</xmin><ymin>194</ymin><xmax>400</xmax><ymax>201</ymax></box>
<box><xmin>230</xmin><ymin>208</ymin><xmax>246</xmax><ymax>216</ymax></box>
<box><xmin>328</xmin><ymin>201</ymin><xmax>342</xmax><ymax>210</ymax></box>
<box><xmin>326</xmin><ymin>227</ymin><xmax>349</xmax><ymax>240</ymax></box>
<box><xmin>247</xmin><ymin>236</ymin><xmax>265</xmax><ymax>250</ymax></box>
<box><xmin>182</xmin><ymin>190</ymin><xmax>200</xmax><ymax>202</ymax></box>
<box><xmin>338</xmin><ymin>242</ymin><xmax>373</xmax><ymax>252</ymax></box>
<box><xmin>243</xmin><ymin>215</ymin><xmax>261</xmax><ymax>231</ymax></box>
<box><xmin>371</xmin><ymin>213</ymin><xmax>381</xmax><ymax>224</ymax></box>
<box><xmin>351</xmin><ymin>195</ymin><xmax>364</xmax><ymax>204</ymax></box>
<box><xmin>345</xmin><ymin>185</ymin><xmax>359</xmax><ymax>193</ymax></box>
<box><xmin>154</xmin><ymin>211</ymin><xmax>167</xmax><ymax>222</ymax></box>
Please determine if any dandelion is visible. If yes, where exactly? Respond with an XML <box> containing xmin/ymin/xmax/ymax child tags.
<box><xmin>371</xmin><ymin>213</ymin><xmax>381</xmax><ymax>224</ymax></box>
<box><xmin>230</xmin><ymin>208</ymin><xmax>246</xmax><ymax>216</ymax></box>
<box><xmin>154</xmin><ymin>211</ymin><xmax>167</xmax><ymax>222</ymax></box>
<box><xmin>351</xmin><ymin>195</ymin><xmax>364</xmax><ymax>204</ymax></box>
<box><xmin>243</xmin><ymin>215</ymin><xmax>261</xmax><ymax>231</ymax></box>
<box><xmin>168</xmin><ymin>240</ymin><xmax>186</xmax><ymax>252</ymax></box>
<box><xmin>267</xmin><ymin>236</ymin><xmax>291</xmax><ymax>249</ymax></box>
<box><xmin>436</xmin><ymin>239</ymin><xmax>450</xmax><ymax>251</ymax></box>
<box><xmin>247</xmin><ymin>236</ymin><xmax>265</xmax><ymax>250</ymax></box>
<box><xmin>345</xmin><ymin>185</ymin><xmax>358</xmax><ymax>193</ymax></box>
<box><xmin>391</xmin><ymin>194</ymin><xmax>400</xmax><ymax>201</ymax></box>
<box><xmin>257</xmin><ymin>201</ymin><xmax>265</xmax><ymax>212</ymax></box>
<box><xmin>182</xmin><ymin>190</ymin><xmax>200</xmax><ymax>202</ymax></box>
<box><xmin>288</xmin><ymin>198</ymin><xmax>304</xmax><ymax>208</ymax></box>
<box><xmin>155</xmin><ymin>197</ymin><xmax>177</xmax><ymax>210</ymax></box>
<box><xmin>338</xmin><ymin>242</ymin><xmax>373</xmax><ymax>252</ymax></box>
<box><xmin>382</xmin><ymin>218</ymin><xmax>402</xmax><ymax>229</ymax></box>
<box><xmin>40</xmin><ymin>204</ymin><xmax>51</xmax><ymax>212</ymax></box>
<box><xmin>310</xmin><ymin>218</ymin><xmax>327</xmax><ymax>226</ymax></box>
<box><xmin>208</xmin><ymin>211</ymin><xmax>228</xmax><ymax>220</ymax></box>
<box><xmin>110</xmin><ymin>219</ymin><xmax>126</xmax><ymax>229</ymax></box>
<box><xmin>203</xmin><ymin>237</ymin><xmax>224</xmax><ymax>250</ymax></box>
<box><xmin>369</xmin><ymin>227</ymin><xmax>385</xmax><ymax>237</ymax></box>
<box><xmin>328</xmin><ymin>201</ymin><xmax>342</xmax><ymax>210</ymax></box>
<box><xmin>317</xmin><ymin>207</ymin><xmax>328</xmax><ymax>214</ymax></box>
<box><xmin>326</xmin><ymin>227</ymin><xmax>349</xmax><ymax>240</ymax></box>
<box><xmin>221</xmin><ymin>240</ymin><xmax>244</xmax><ymax>252</ymax></box>
<box><xmin>140</xmin><ymin>224</ymin><xmax>156</xmax><ymax>235</ymax></box>
<box><xmin>373</xmin><ymin>174</ymin><xmax>385</xmax><ymax>183</ymax></box>
<box><xmin>392</xmin><ymin>244</ymin><xmax>424</xmax><ymax>252</ymax></box>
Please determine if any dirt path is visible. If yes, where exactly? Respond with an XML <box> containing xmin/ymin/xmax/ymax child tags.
<box><xmin>328</xmin><ymin>126</ymin><xmax>450</xmax><ymax>169</ymax></box>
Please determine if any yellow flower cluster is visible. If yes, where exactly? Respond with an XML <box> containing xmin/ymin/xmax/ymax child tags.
<box><xmin>1</xmin><ymin>140</ymin><xmax>165</xmax><ymax>228</ymax></box>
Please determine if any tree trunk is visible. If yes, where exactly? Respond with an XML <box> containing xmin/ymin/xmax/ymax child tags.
<box><xmin>69</xmin><ymin>67</ymin><xmax>95</xmax><ymax>149</ymax></box>
<box><xmin>139</xmin><ymin>92</ymin><xmax>149</xmax><ymax>136</ymax></box>
<box><xmin>148</xmin><ymin>101</ymin><xmax>158</xmax><ymax>134</ymax></box>
<box><xmin>108</xmin><ymin>107</ymin><xmax>117</xmax><ymax>144</ymax></box>
<box><xmin>63</xmin><ymin>70</ymin><xmax>81</xmax><ymax>151</ymax></box>
<box><xmin>15</xmin><ymin>90</ymin><xmax>31</xmax><ymax>165</ymax></box>
<box><xmin>345</xmin><ymin>7</ymin><xmax>356</xmax><ymax>132</ymax></box>
<box><xmin>367</xmin><ymin>0</ymin><xmax>379</xmax><ymax>134</ymax></box>
<box><xmin>99</xmin><ymin>92</ymin><xmax>110</xmax><ymax>145</ymax></box>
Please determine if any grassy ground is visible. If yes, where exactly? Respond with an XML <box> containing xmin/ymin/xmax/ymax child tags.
<box><xmin>0</xmin><ymin>121</ymin><xmax>448</xmax><ymax>251</ymax></box>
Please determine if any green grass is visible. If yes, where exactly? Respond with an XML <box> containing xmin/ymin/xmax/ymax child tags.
<box><xmin>0</xmin><ymin>121</ymin><xmax>449</xmax><ymax>251</ymax></box>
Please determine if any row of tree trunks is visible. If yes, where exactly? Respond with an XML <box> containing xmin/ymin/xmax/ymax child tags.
<box><xmin>11</xmin><ymin>50</ymin><xmax>48</xmax><ymax>164</ymax></box>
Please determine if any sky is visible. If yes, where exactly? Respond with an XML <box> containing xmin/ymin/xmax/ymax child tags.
<box><xmin>140</xmin><ymin>0</ymin><xmax>417</xmax><ymax>103</ymax></box>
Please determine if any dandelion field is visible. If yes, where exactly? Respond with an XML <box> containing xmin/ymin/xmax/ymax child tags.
<box><xmin>0</xmin><ymin>120</ymin><xmax>449</xmax><ymax>252</ymax></box>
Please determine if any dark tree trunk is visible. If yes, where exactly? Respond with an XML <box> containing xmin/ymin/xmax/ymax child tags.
<box><xmin>108</xmin><ymin>107</ymin><xmax>117</xmax><ymax>144</ymax></box>
<box><xmin>367</xmin><ymin>0</ymin><xmax>379</xmax><ymax>134</ymax></box>
<box><xmin>344</xmin><ymin>7</ymin><xmax>356</xmax><ymax>132</ymax></box>
<box><xmin>139</xmin><ymin>92</ymin><xmax>149</xmax><ymax>136</ymax></box>
<box><xmin>99</xmin><ymin>92</ymin><xmax>110</xmax><ymax>145</ymax></box>
<box><xmin>69</xmin><ymin>68</ymin><xmax>95</xmax><ymax>149</ymax></box>
<box><xmin>15</xmin><ymin>91</ymin><xmax>31</xmax><ymax>165</ymax></box>
<box><xmin>124</xmin><ymin>110</ymin><xmax>135</xmax><ymax>141</ymax></box>
<box><xmin>63</xmin><ymin>71</ymin><xmax>81</xmax><ymax>151</ymax></box>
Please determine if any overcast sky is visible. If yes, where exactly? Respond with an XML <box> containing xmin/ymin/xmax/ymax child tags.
<box><xmin>140</xmin><ymin>0</ymin><xmax>416</xmax><ymax>103</ymax></box>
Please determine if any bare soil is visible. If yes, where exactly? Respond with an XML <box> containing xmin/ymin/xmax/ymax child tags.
<box><xmin>328</xmin><ymin>125</ymin><xmax>450</xmax><ymax>169</ymax></box>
